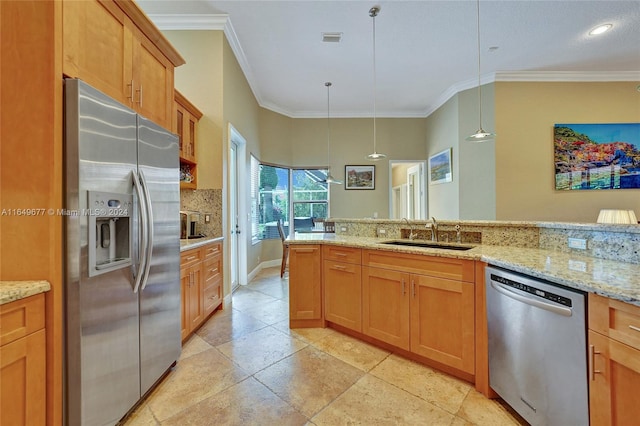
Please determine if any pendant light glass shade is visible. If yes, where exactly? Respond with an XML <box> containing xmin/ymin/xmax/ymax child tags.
<box><xmin>367</xmin><ymin>6</ymin><xmax>386</xmax><ymax>160</ymax></box>
<box><xmin>324</xmin><ymin>82</ymin><xmax>342</xmax><ymax>184</ymax></box>
<box><xmin>466</xmin><ymin>0</ymin><xmax>495</xmax><ymax>143</ymax></box>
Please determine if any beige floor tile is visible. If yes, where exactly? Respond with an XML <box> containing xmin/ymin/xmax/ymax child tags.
<box><xmin>123</xmin><ymin>403</ymin><xmax>158</xmax><ymax>426</ymax></box>
<box><xmin>196</xmin><ymin>307</ymin><xmax>269</xmax><ymax>346</ymax></box>
<box><xmin>451</xmin><ymin>416</ymin><xmax>474</xmax><ymax>426</ymax></box>
<box><xmin>456</xmin><ymin>389</ymin><xmax>525</xmax><ymax>426</ymax></box>
<box><xmin>179</xmin><ymin>334</ymin><xmax>212</xmax><ymax>361</ymax></box>
<box><xmin>311</xmin><ymin>330</ymin><xmax>390</xmax><ymax>372</ymax></box>
<box><xmin>272</xmin><ymin>320</ymin><xmax>336</xmax><ymax>344</ymax></box>
<box><xmin>255</xmin><ymin>345</ymin><xmax>364</xmax><ymax>418</ymax></box>
<box><xmin>240</xmin><ymin>298</ymin><xmax>289</xmax><ymax>325</ymax></box>
<box><xmin>311</xmin><ymin>374</ymin><xmax>455</xmax><ymax>426</ymax></box>
<box><xmin>246</xmin><ymin>279</ymin><xmax>289</xmax><ymax>300</ymax></box>
<box><xmin>162</xmin><ymin>377</ymin><xmax>308</xmax><ymax>426</ymax></box>
<box><xmin>231</xmin><ymin>288</ymin><xmax>280</xmax><ymax>312</ymax></box>
<box><xmin>216</xmin><ymin>326</ymin><xmax>308</xmax><ymax>374</ymax></box>
<box><xmin>146</xmin><ymin>348</ymin><xmax>248</xmax><ymax>421</ymax></box>
<box><xmin>370</xmin><ymin>354</ymin><xmax>472</xmax><ymax>414</ymax></box>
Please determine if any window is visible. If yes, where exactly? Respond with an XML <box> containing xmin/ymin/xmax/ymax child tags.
<box><xmin>250</xmin><ymin>159</ymin><xmax>330</xmax><ymax>241</ymax></box>
<box><xmin>250</xmin><ymin>156</ymin><xmax>290</xmax><ymax>242</ymax></box>
<box><xmin>292</xmin><ymin>168</ymin><xmax>329</xmax><ymax>232</ymax></box>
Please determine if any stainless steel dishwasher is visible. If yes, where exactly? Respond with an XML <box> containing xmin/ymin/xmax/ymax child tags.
<box><xmin>486</xmin><ymin>266</ymin><xmax>589</xmax><ymax>426</ymax></box>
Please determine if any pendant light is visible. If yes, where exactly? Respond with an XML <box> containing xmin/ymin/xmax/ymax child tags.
<box><xmin>367</xmin><ymin>5</ymin><xmax>386</xmax><ymax>160</ymax></box>
<box><xmin>324</xmin><ymin>82</ymin><xmax>342</xmax><ymax>184</ymax></box>
<box><xmin>465</xmin><ymin>0</ymin><xmax>496</xmax><ymax>142</ymax></box>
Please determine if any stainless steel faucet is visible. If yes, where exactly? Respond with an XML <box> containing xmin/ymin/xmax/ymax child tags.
<box><xmin>427</xmin><ymin>217</ymin><xmax>438</xmax><ymax>242</ymax></box>
<box><xmin>403</xmin><ymin>218</ymin><xmax>416</xmax><ymax>240</ymax></box>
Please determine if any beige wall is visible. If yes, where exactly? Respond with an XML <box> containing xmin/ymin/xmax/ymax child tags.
<box><xmin>495</xmin><ymin>81</ymin><xmax>640</xmax><ymax>221</ymax></box>
<box><xmin>425</xmin><ymin>94</ymin><xmax>461</xmax><ymax>219</ymax></box>
<box><xmin>164</xmin><ymin>31</ymin><xmax>224</xmax><ymax>190</ymax></box>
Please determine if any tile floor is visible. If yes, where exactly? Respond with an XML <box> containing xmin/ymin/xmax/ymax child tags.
<box><xmin>124</xmin><ymin>267</ymin><xmax>527</xmax><ymax>426</ymax></box>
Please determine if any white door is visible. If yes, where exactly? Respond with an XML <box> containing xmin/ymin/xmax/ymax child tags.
<box><xmin>228</xmin><ymin>124</ymin><xmax>248</xmax><ymax>290</ymax></box>
<box><xmin>230</xmin><ymin>141</ymin><xmax>239</xmax><ymax>291</ymax></box>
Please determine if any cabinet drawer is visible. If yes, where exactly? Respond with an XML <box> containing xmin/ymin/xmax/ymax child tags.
<box><xmin>203</xmin><ymin>255</ymin><xmax>222</xmax><ymax>282</ymax></box>
<box><xmin>0</xmin><ymin>294</ymin><xmax>45</xmax><ymax>347</ymax></box>
<box><xmin>204</xmin><ymin>242</ymin><xmax>222</xmax><ymax>259</ymax></box>
<box><xmin>323</xmin><ymin>245</ymin><xmax>361</xmax><ymax>264</ymax></box>
<box><xmin>363</xmin><ymin>249</ymin><xmax>474</xmax><ymax>283</ymax></box>
<box><xmin>180</xmin><ymin>248</ymin><xmax>203</xmax><ymax>268</ymax></box>
<box><xmin>204</xmin><ymin>281</ymin><xmax>222</xmax><ymax>313</ymax></box>
<box><xmin>589</xmin><ymin>293</ymin><xmax>640</xmax><ymax>350</ymax></box>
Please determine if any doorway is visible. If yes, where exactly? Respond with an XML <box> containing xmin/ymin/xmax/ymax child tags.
<box><xmin>229</xmin><ymin>124</ymin><xmax>248</xmax><ymax>291</ymax></box>
<box><xmin>389</xmin><ymin>160</ymin><xmax>427</xmax><ymax>220</ymax></box>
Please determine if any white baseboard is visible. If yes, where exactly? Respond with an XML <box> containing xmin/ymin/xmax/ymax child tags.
<box><xmin>247</xmin><ymin>259</ymin><xmax>283</xmax><ymax>283</ymax></box>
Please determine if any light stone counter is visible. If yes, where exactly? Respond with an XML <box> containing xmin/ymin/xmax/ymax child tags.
<box><xmin>0</xmin><ymin>280</ymin><xmax>51</xmax><ymax>305</ymax></box>
<box><xmin>287</xmin><ymin>233</ymin><xmax>640</xmax><ymax>307</ymax></box>
<box><xmin>180</xmin><ymin>236</ymin><xmax>224</xmax><ymax>252</ymax></box>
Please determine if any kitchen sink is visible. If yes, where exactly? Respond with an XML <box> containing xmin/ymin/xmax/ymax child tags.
<box><xmin>380</xmin><ymin>240</ymin><xmax>474</xmax><ymax>251</ymax></box>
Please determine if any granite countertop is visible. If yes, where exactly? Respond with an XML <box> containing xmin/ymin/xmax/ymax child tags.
<box><xmin>0</xmin><ymin>280</ymin><xmax>51</xmax><ymax>305</ymax></box>
<box><xmin>180</xmin><ymin>236</ymin><xmax>224</xmax><ymax>252</ymax></box>
<box><xmin>287</xmin><ymin>233</ymin><xmax>640</xmax><ymax>307</ymax></box>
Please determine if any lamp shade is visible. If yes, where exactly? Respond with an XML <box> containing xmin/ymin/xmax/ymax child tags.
<box><xmin>596</xmin><ymin>209</ymin><xmax>638</xmax><ymax>224</ymax></box>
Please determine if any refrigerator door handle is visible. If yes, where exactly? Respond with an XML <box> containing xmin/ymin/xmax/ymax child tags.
<box><xmin>139</xmin><ymin>170</ymin><xmax>154</xmax><ymax>291</ymax></box>
<box><xmin>132</xmin><ymin>170</ymin><xmax>148</xmax><ymax>293</ymax></box>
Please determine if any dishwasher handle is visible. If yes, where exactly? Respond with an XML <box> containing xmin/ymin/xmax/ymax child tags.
<box><xmin>490</xmin><ymin>281</ymin><xmax>573</xmax><ymax>317</ymax></box>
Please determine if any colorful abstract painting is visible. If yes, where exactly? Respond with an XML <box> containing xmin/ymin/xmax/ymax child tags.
<box><xmin>554</xmin><ymin>123</ymin><xmax>640</xmax><ymax>190</ymax></box>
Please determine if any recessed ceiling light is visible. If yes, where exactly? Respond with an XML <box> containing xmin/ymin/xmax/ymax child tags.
<box><xmin>322</xmin><ymin>32</ymin><xmax>342</xmax><ymax>43</ymax></box>
<box><xmin>589</xmin><ymin>24</ymin><xmax>613</xmax><ymax>36</ymax></box>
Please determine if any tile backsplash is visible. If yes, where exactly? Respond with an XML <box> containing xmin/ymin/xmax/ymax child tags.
<box><xmin>180</xmin><ymin>189</ymin><xmax>223</xmax><ymax>238</ymax></box>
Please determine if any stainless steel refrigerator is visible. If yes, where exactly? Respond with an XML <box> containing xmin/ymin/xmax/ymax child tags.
<box><xmin>64</xmin><ymin>79</ymin><xmax>181</xmax><ymax>425</ymax></box>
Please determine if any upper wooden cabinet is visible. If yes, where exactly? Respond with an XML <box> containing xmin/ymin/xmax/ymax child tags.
<box><xmin>62</xmin><ymin>0</ymin><xmax>185</xmax><ymax>130</ymax></box>
<box><xmin>175</xmin><ymin>90</ymin><xmax>203</xmax><ymax>189</ymax></box>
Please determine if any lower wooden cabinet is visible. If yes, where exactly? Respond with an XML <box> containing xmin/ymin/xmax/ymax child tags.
<box><xmin>289</xmin><ymin>245</ymin><xmax>323</xmax><ymax>326</ymax></box>
<box><xmin>410</xmin><ymin>274</ymin><xmax>475</xmax><ymax>374</ymax></box>
<box><xmin>588</xmin><ymin>293</ymin><xmax>640</xmax><ymax>425</ymax></box>
<box><xmin>180</xmin><ymin>241</ymin><xmax>223</xmax><ymax>341</ymax></box>
<box><xmin>324</xmin><ymin>259</ymin><xmax>362</xmax><ymax>332</ymax></box>
<box><xmin>362</xmin><ymin>266</ymin><xmax>410</xmax><ymax>350</ymax></box>
<box><xmin>1</xmin><ymin>294</ymin><xmax>46</xmax><ymax>426</ymax></box>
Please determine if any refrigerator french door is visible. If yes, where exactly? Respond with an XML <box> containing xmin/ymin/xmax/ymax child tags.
<box><xmin>64</xmin><ymin>79</ymin><xmax>181</xmax><ymax>425</ymax></box>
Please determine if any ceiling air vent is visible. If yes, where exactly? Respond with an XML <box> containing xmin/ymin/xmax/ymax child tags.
<box><xmin>322</xmin><ymin>32</ymin><xmax>342</xmax><ymax>43</ymax></box>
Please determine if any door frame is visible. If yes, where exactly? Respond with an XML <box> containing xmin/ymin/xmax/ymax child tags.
<box><xmin>388</xmin><ymin>160</ymin><xmax>427</xmax><ymax>219</ymax></box>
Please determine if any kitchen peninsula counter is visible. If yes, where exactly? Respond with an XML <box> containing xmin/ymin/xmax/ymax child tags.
<box><xmin>287</xmin><ymin>233</ymin><xmax>640</xmax><ymax>307</ymax></box>
<box><xmin>180</xmin><ymin>236</ymin><xmax>224</xmax><ymax>252</ymax></box>
<box><xmin>0</xmin><ymin>280</ymin><xmax>51</xmax><ymax>305</ymax></box>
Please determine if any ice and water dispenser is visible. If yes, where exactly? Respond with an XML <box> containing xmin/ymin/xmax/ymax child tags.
<box><xmin>88</xmin><ymin>190</ymin><xmax>133</xmax><ymax>277</ymax></box>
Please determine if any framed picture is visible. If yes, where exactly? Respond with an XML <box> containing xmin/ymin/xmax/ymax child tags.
<box><xmin>554</xmin><ymin>123</ymin><xmax>640</xmax><ymax>190</ymax></box>
<box><xmin>429</xmin><ymin>148</ymin><xmax>452</xmax><ymax>184</ymax></box>
<box><xmin>345</xmin><ymin>165</ymin><xmax>375</xmax><ymax>190</ymax></box>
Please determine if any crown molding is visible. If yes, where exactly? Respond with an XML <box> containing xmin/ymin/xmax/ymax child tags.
<box><xmin>148</xmin><ymin>13</ymin><xmax>229</xmax><ymax>30</ymax></box>
<box><xmin>495</xmin><ymin>70</ymin><xmax>640</xmax><ymax>82</ymax></box>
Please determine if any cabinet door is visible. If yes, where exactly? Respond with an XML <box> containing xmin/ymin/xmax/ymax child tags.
<box><xmin>62</xmin><ymin>0</ymin><xmax>132</xmax><ymax>106</ymax></box>
<box><xmin>362</xmin><ymin>266</ymin><xmax>410</xmax><ymax>350</ymax></box>
<box><xmin>188</xmin><ymin>265</ymin><xmax>204</xmax><ymax>331</ymax></box>
<box><xmin>289</xmin><ymin>245</ymin><xmax>322</xmax><ymax>321</ymax></box>
<box><xmin>589</xmin><ymin>330</ymin><xmax>640</xmax><ymax>426</ymax></box>
<box><xmin>180</xmin><ymin>266</ymin><xmax>191</xmax><ymax>340</ymax></box>
<box><xmin>410</xmin><ymin>274</ymin><xmax>475</xmax><ymax>374</ymax></box>
<box><xmin>131</xmin><ymin>25</ymin><xmax>174</xmax><ymax>130</ymax></box>
<box><xmin>1</xmin><ymin>329</ymin><xmax>46</xmax><ymax>426</ymax></box>
<box><xmin>324</xmin><ymin>260</ymin><xmax>362</xmax><ymax>332</ymax></box>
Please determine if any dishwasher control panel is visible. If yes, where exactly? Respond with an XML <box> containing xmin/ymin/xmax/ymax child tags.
<box><xmin>490</xmin><ymin>273</ymin><xmax>572</xmax><ymax>307</ymax></box>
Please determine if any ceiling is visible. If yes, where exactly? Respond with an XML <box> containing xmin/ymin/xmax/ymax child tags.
<box><xmin>138</xmin><ymin>1</ymin><xmax>640</xmax><ymax>118</ymax></box>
